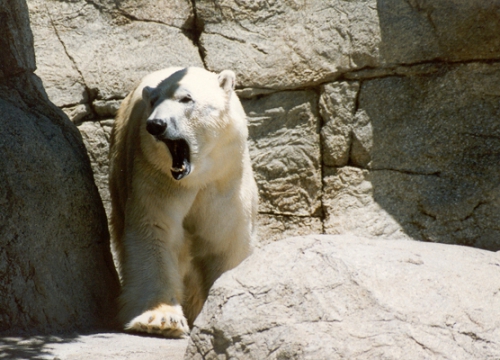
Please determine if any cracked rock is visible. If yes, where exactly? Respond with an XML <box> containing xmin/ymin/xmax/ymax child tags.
<box><xmin>348</xmin><ymin>63</ymin><xmax>500</xmax><ymax>250</ymax></box>
<box><xmin>319</xmin><ymin>81</ymin><xmax>366</xmax><ymax>167</ymax></box>
<box><xmin>243</xmin><ymin>90</ymin><xmax>322</xmax><ymax>217</ymax></box>
<box><xmin>256</xmin><ymin>214</ymin><xmax>322</xmax><ymax>248</ymax></box>
<box><xmin>116</xmin><ymin>0</ymin><xmax>194</xmax><ymax>29</ymax></box>
<box><xmin>93</xmin><ymin>99</ymin><xmax>122</xmax><ymax>118</ymax></box>
<box><xmin>28</xmin><ymin>0</ymin><xmax>203</xmax><ymax>102</ymax></box>
<box><xmin>62</xmin><ymin>103</ymin><xmax>92</xmax><ymax>124</ymax></box>
<box><xmin>186</xmin><ymin>235</ymin><xmax>500</xmax><ymax>359</ymax></box>
<box><xmin>323</xmin><ymin>167</ymin><xmax>408</xmax><ymax>239</ymax></box>
<box><xmin>197</xmin><ymin>0</ymin><xmax>381</xmax><ymax>89</ymax></box>
<box><xmin>197</xmin><ymin>0</ymin><xmax>500</xmax><ymax>90</ymax></box>
<box><xmin>28</xmin><ymin>0</ymin><xmax>87</xmax><ymax>107</ymax></box>
<box><xmin>78</xmin><ymin>121</ymin><xmax>112</xmax><ymax>219</ymax></box>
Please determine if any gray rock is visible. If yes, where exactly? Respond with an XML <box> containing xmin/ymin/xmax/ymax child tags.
<box><xmin>78</xmin><ymin>121</ymin><xmax>112</xmax><ymax>219</ymax></box>
<box><xmin>28</xmin><ymin>0</ymin><xmax>87</xmax><ymax>108</ymax></box>
<box><xmin>243</xmin><ymin>91</ymin><xmax>322</xmax><ymax>217</ymax></box>
<box><xmin>62</xmin><ymin>103</ymin><xmax>92</xmax><ymax>124</ymax></box>
<box><xmin>198</xmin><ymin>0</ymin><xmax>500</xmax><ymax>90</ymax></box>
<box><xmin>319</xmin><ymin>81</ymin><xmax>361</xmax><ymax>167</ymax></box>
<box><xmin>320</xmin><ymin>63</ymin><xmax>500</xmax><ymax>250</ymax></box>
<box><xmin>198</xmin><ymin>0</ymin><xmax>380</xmax><ymax>89</ymax></box>
<box><xmin>377</xmin><ymin>1</ymin><xmax>500</xmax><ymax>64</ymax></box>
<box><xmin>116</xmin><ymin>0</ymin><xmax>194</xmax><ymax>29</ymax></box>
<box><xmin>0</xmin><ymin>332</ymin><xmax>188</xmax><ymax>360</ymax></box>
<box><xmin>0</xmin><ymin>0</ymin><xmax>119</xmax><ymax>335</ymax></box>
<box><xmin>322</xmin><ymin>167</ymin><xmax>408</xmax><ymax>239</ymax></box>
<box><xmin>27</xmin><ymin>0</ymin><xmax>500</xmax><ymax>256</ymax></box>
<box><xmin>99</xmin><ymin>119</ymin><xmax>114</xmax><ymax>138</ymax></box>
<box><xmin>0</xmin><ymin>0</ymin><xmax>35</xmax><ymax>77</ymax></box>
<box><xmin>28</xmin><ymin>0</ymin><xmax>203</xmax><ymax>104</ymax></box>
<box><xmin>357</xmin><ymin>63</ymin><xmax>500</xmax><ymax>250</ymax></box>
<box><xmin>93</xmin><ymin>99</ymin><xmax>122</xmax><ymax>118</ymax></box>
<box><xmin>186</xmin><ymin>235</ymin><xmax>500</xmax><ymax>359</ymax></box>
<box><xmin>256</xmin><ymin>215</ymin><xmax>323</xmax><ymax>248</ymax></box>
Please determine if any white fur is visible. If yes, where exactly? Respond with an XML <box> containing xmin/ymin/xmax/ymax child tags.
<box><xmin>109</xmin><ymin>67</ymin><xmax>258</xmax><ymax>337</ymax></box>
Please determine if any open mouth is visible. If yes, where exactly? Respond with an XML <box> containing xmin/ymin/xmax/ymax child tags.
<box><xmin>161</xmin><ymin>138</ymin><xmax>191</xmax><ymax>180</ymax></box>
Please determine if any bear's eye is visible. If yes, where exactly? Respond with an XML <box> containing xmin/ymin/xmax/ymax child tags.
<box><xmin>179</xmin><ymin>94</ymin><xmax>193</xmax><ymax>103</ymax></box>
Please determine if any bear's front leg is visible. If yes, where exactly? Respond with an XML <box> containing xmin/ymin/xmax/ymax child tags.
<box><xmin>118</xmin><ymin>193</ymin><xmax>195</xmax><ymax>338</ymax></box>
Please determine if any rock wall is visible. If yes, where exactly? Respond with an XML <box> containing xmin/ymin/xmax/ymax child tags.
<box><xmin>28</xmin><ymin>0</ymin><xmax>500</xmax><ymax>251</ymax></box>
<box><xmin>0</xmin><ymin>0</ymin><xmax>119</xmax><ymax>335</ymax></box>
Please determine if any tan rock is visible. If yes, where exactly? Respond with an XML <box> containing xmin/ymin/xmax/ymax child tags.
<box><xmin>62</xmin><ymin>103</ymin><xmax>92</xmax><ymax>124</ymax></box>
<box><xmin>243</xmin><ymin>91</ymin><xmax>322</xmax><ymax>217</ymax></box>
<box><xmin>28</xmin><ymin>0</ymin><xmax>87</xmax><ymax>108</ymax></box>
<box><xmin>28</xmin><ymin>0</ymin><xmax>203</xmax><ymax>103</ymax></box>
<box><xmin>78</xmin><ymin>121</ymin><xmax>112</xmax><ymax>219</ymax></box>
<box><xmin>322</xmin><ymin>167</ymin><xmax>408</xmax><ymax>239</ymax></box>
<box><xmin>116</xmin><ymin>0</ymin><xmax>194</xmax><ymax>29</ymax></box>
<box><xmin>319</xmin><ymin>81</ymin><xmax>361</xmax><ymax>167</ymax></box>
<box><xmin>198</xmin><ymin>0</ymin><xmax>380</xmax><ymax>89</ymax></box>
<box><xmin>256</xmin><ymin>214</ymin><xmax>322</xmax><ymax>248</ymax></box>
<box><xmin>198</xmin><ymin>0</ymin><xmax>500</xmax><ymax>90</ymax></box>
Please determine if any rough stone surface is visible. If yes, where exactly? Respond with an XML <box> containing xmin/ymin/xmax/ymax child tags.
<box><xmin>243</xmin><ymin>91</ymin><xmax>322</xmax><ymax>217</ymax></box>
<box><xmin>116</xmin><ymin>0</ymin><xmax>194</xmax><ymax>29</ymax></box>
<box><xmin>93</xmin><ymin>99</ymin><xmax>121</xmax><ymax>118</ymax></box>
<box><xmin>319</xmin><ymin>81</ymin><xmax>367</xmax><ymax>167</ymax></box>
<box><xmin>0</xmin><ymin>0</ymin><xmax>35</xmax><ymax>77</ymax></box>
<box><xmin>320</xmin><ymin>63</ymin><xmax>500</xmax><ymax>250</ymax></box>
<box><xmin>197</xmin><ymin>0</ymin><xmax>500</xmax><ymax>89</ymax></box>
<box><xmin>0</xmin><ymin>0</ymin><xmax>119</xmax><ymax>335</ymax></box>
<box><xmin>0</xmin><ymin>333</ymin><xmax>188</xmax><ymax>360</ymax></box>
<box><xmin>256</xmin><ymin>215</ymin><xmax>323</xmax><ymax>248</ymax></box>
<box><xmin>79</xmin><ymin>121</ymin><xmax>113</xmax><ymax>219</ymax></box>
<box><xmin>377</xmin><ymin>1</ymin><xmax>500</xmax><ymax>64</ymax></box>
<box><xmin>27</xmin><ymin>0</ymin><xmax>203</xmax><ymax>108</ymax></box>
<box><xmin>356</xmin><ymin>63</ymin><xmax>500</xmax><ymax>250</ymax></box>
<box><xmin>186</xmin><ymin>235</ymin><xmax>500</xmax><ymax>359</ymax></box>
<box><xmin>15</xmin><ymin>1</ymin><xmax>500</xmax><ymax>356</ymax></box>
<box><xmin>197</xmin><ymin>0</ymin><xmax>380</xmax><ymax>89</ymax></box>
<box><xmin>27</xmin><ymin>0</ymin><xmax>87</xmax><ymax>108</ymax></box>
<box><xmin>63</xmin><ymin>103</ymin><xmax>92</xmax><ymax>124</ymax></box>
<box><xmin>28</xmin><ymin>0</ymin><xmax>500</xmax><ymax>251</ymax></box>
<box><xmin>322</xmin><ymin>167</ymin><xmax>408</xmax><ymax>240</ymax></box>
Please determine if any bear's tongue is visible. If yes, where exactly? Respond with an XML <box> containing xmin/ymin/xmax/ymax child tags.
<box><xmin>164</xmin><ymin>138</ymin><xmax>191</xmax><ymax>180</ymax></box>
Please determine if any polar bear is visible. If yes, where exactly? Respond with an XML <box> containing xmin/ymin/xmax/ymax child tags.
<box><xmin>108</xmin><ymin>67</ymin><xmax>258</xmax><ymax>338</ymax></box>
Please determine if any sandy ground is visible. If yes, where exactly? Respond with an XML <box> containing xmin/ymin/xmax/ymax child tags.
<box><xmin>0</xmin><ymin>332</ymin><xmax>188</xmax><ymax>360</ymax></box>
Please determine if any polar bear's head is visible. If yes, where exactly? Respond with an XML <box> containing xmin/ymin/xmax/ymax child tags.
<box><xmin>141</xmin><ymin>67</ymin><xmax>243</xmax><ymax>181</ymax></box>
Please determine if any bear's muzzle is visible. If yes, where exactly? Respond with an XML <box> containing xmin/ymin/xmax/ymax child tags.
<box><xmin>146</xmin><ymin>118</ymin><xmax>191</xmax><ymax>180</ymax></box>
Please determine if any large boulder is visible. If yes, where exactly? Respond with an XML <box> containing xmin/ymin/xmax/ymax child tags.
<box><xmin>0</xmin><ymin>0</ymin><xmax>119</xmax><ymax>335</ymax></box>
<box><xmin>186</xmin><ymin>235</ymin><xmax>500</xmax><ymax>359</ymax></box>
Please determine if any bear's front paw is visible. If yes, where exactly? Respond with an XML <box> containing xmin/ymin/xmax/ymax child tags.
<box><xmin>125</xmin><ymin>304</ymin><xmax>190</xmax><ymax>338</ymax></box>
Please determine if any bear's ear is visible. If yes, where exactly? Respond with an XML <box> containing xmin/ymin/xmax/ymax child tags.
<box><xmin>218</xmin><ymin>70</ymin><xmax>236</xmax><ymax>93</ymax></box>
<box><xmin>142</xmin><ymin>86</ymin><xmax>155</xmax><ymax>105</ymax></box>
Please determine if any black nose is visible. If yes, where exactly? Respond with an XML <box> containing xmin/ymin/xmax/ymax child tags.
<box><xmin>146</xmin><ymin>119</ymin><xmax>167</xmax><ymax>136</ymax></box>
